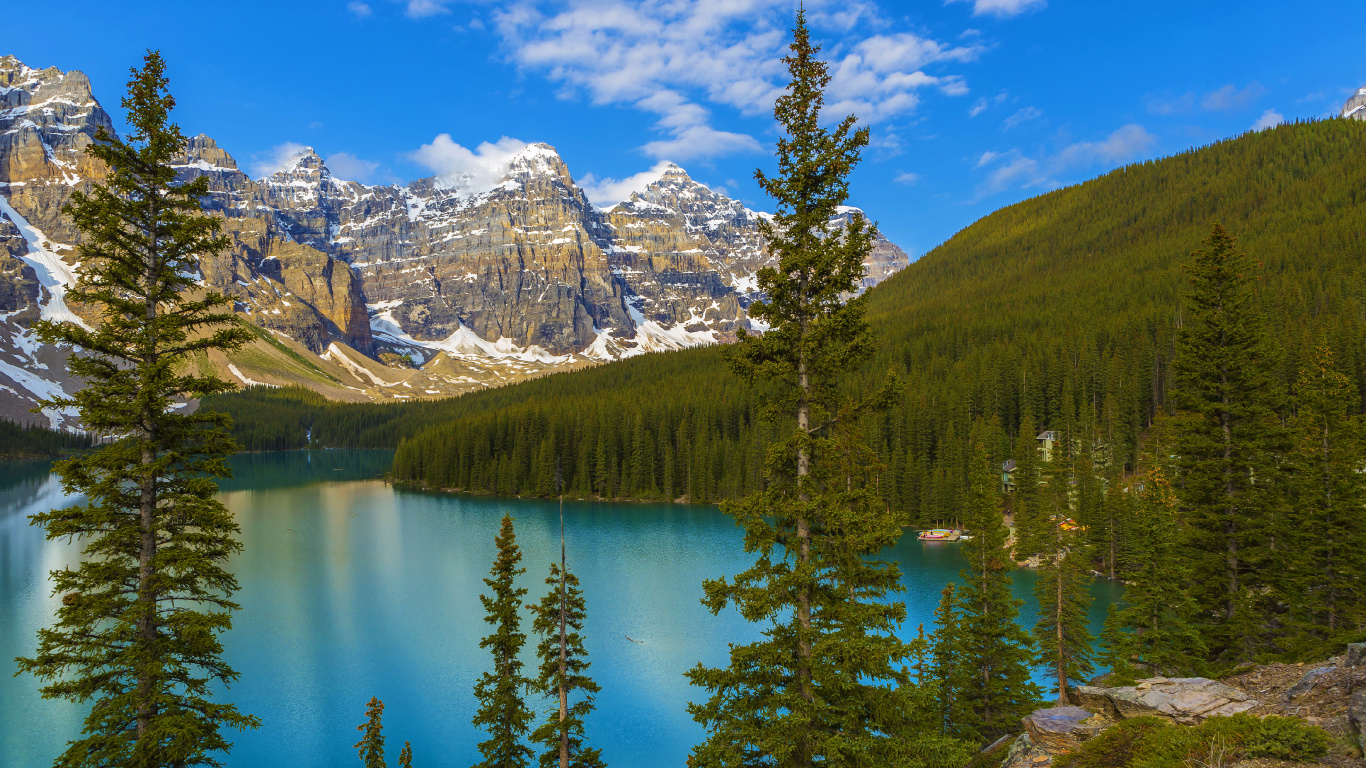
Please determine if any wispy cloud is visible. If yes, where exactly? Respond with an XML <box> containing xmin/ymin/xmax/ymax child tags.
<box><xmin>1251</xmin><ymin>109</ymin><xmax>1284</xmax><ymax>130</ymax></box>
<box><xmin>1002</xmin><ymin>106</ymin><xmax>1040</xmax><ymax>130</ymax></box>
<box><xmin>474</xmin><ymin>0</ymin><xmax>979</xmax><ymax>161</ymax></box>
<box><xmin>325</xmin><ymin>152</ymin><xmax>380</xmax><ymax>183</ymax></box>
<box><xmin>970</xmin><ymin>90</ymin><xmax>1008</xmax><ymax>117</ymax></box>
<box><xmin>1200</xmin><ymin>82</ymin><xmax>1264</xmax><ymax>111</ymax></box>
<box><xmin>347</xmin><ymin>1</ymin><xmax>372</xmax><ymax>18</ymax></box>
<box><xmin>892</xmin><ymin>170</ymin><xmax>920</xmax><ymax>185</ymax></box>
<box><xmin>577</xmin><ymin>160</ymin><xmax>677</xmax><ymax>208</ymax></box>
<box><xmin>249</xmin><ymin>142</ymin><xmax>312</xmax><ymax>179</ymax></box>
<box><xmin>401</xmin><ymin>0</ymin><xmax>450</xmax><ymax>17</ymax></box>
<box><xmin>974</xmin><ymin>124</ymin><xmax>1157</xmax><ymax>199</ymax></box>
<box><xmin>408</xmin><ymin>135</ymin><xmax>534</xmax><ymax>193</ymax></box>
<box><xmin>947</xmin><ymin>0</ymin><xmax>1047</xmax><ymax>19</ymax></box>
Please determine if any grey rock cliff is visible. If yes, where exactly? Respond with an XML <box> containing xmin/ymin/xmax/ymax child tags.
<box><xmin>0</xmin><ymin>54</ymin><xmax>913</xmax><ymax>416</ymax></box>
<box><xmin>1343</xmin><ymin>86</ymin><xmax>1366</xmax><ymax>120</ymax></box>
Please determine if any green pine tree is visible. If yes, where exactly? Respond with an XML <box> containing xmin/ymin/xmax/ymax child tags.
<box><xmin>1096</xmin><ymin>603</ymin><xmax>1136</xmax><ymax>685</ymax></box>
<box><xmin>685</xmin><ymin>10</ymin><xmax>918</xmax><ymax>767</ymax></box>
<box><xmin>356</xmin><ymin>697</ymin><xmax>387</xmax><ymax>768</ymax></box>
<box><xmin>1115</xmin><ymin>468</ymin><xmax>1205</xmax><ymax>675</ymax></box>
<box><xmin>957</xmin><ymin>440</ymin><xmax>1041</xmax><ymax>742</ymax></box>
<box><xmin>1032</xmin><ymin>518</ymin><xmax>1095</xmax><ymax>704</ymax></box>
<box><xmin>399</xmin><ymin>741</ymin><xmax>414</xmax><ymax>768</ymax></box>
<box><xmin>15</xmin><ymin>50</ymin><xmax>257</xmax><ymax>768</ymax></box>
<box><xmin>1011</xmin><ymin>411</ymin><xmax>1044</xmax><ymax>561</ymax></box>
<box><xmin>1284</xmin><ymin>344</ymin><xmax>1366</xmax><ymax>654</ymax></box>
<box><xmin>928</xmin><ymin>583</ymin><xmax>969</xmax><ymax>739</ymax></box>
<box><xmin>529</xmin><ymin>561</ymin><xmax>603</xmax><ymax>768</ymax></box>
<box><xmin>473</xmin><ymin>515</ymin><xmax>535</xmax><ymax>768</ymax></box>
<box><xmin>1172</xmin><ymin>224</ymin><xmax>1282</xmax><ymax>661</ymax></box>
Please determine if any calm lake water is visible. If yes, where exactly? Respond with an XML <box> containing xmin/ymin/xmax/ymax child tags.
<box><xmin>1</xmin><ymin>450</ymin><xmax>1121</xmax><ymax>768</ymax></box>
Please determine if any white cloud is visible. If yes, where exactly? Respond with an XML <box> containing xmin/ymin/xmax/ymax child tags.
<box><xmin>577</xmin><ymin>160</ymin><xmax>677</xmax><ymax>208</ymax></box>
<box><xmin>1200</xmin><ymin>82</ymin><xmax>1264</xmax><ymax>111</ymax></box>
<box><xmin>948</xmin><ymin>0</ymin><xmax>1047</xmax><ymax>19</ymax></box>
<box><xmin>825</xmin><ymin>33</ymin><xmax>981</xmax><ymax>122</ymax></box>
<box><xmin>980</xmin><ymin>154</ymin><xmax>1040</xmax><ymax>195</ymax></box>
<box><xmin>407</xmin><ymin>135</ymin><xmax>535</xmax><ymax>194</ymax></box>
<box><xmin>892</xmin><ymin>171</ymin><xmax>920</xmax><ymax>185</ymax></box>
<box><xmin>631</xmin><ymin>89</ymin><xmax>764</xmax><ymax>161</ymax></box>
<box><xmin>325</xmin><ymin>152</ymin><xmax>380</xmax><ymax>183</ymax></box>
<box><xmin>1002</xmin><ymin>106</ymin><xmax>1040</xmax><ymax>130</ymax></box>
<box><xmin>249</xmin><ymin>142</ymin><xmax>313</xmax><ymax>179</ymax></box>
<box><xmin>401</xmin><ymin>0</ymin><xmax>449</xmax><ymax>17</ymax></box>
<box><xmin>973</xmin><ymin>124</ymin><xmax>1157</xmax><ymax>199</ymax></box>
<box><xmin>1145</xmin><ymin>92</ymin><xmax>1195</xmax><ymax>115</ymax></box>
<box><xmin>347</xmin><ymin>1</ymin><xmax>372</xmax><ymax>17</ymax></box>
<box><xmin>1252</xmin><ymin>109</ymin><xmax>1284</xmax><ymax>130</ymax></box>
<box><xmin>969</xmin><ymin>90</ymin><xmax>1008</xmax><ymax>117</ymax></box>
<box><xmin>483</xmin><ymin>0</ymin><xmax>979</xmax><ymax>160</ymax></box>
<box><xmin>1053</xmin><ymin>124</ymin><xmax>1156</xmax><ymax>169</ymax></box>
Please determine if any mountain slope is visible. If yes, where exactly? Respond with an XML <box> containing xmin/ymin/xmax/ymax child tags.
<box><xmin>0</xmin><ymin>54</ymin><xmax>909</xmax><ymax>425</ymax></box>
<box><xmin>321</xmin><ymin>117</ymin><xmax>1366</xmax><ymax>512</ymax></box>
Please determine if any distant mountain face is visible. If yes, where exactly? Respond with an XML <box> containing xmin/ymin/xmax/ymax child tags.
<box><xmin>1342</xmin><ymin>86</ymin><xmax>1366</xmax><ymax>120</ymax></box>
<box><xmin>0</xmin><ymin>55</ymin><xmax>910</xmax><ymax>426</ymax></box>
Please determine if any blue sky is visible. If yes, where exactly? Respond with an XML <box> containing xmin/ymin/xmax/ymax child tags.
<box><xmin>10</xmin><ymin>0</ymin><xmax>1366</xmax><ymax>256</ymax></box>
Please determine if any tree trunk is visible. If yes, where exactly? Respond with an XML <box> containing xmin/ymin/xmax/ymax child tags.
<box><xmin>136</xmin><ymin>239</ymin><xmax>159</xmax><ymax>738</ymax></box>
<box><xmin>795</xmin><ymin>292</ymin><xmax>813</xmax><ymax>767</ymax></box>
<box><xmin>559</xmin><ymin>499</ymin><xmax>569</xmax><ymax>768</ymax></box>
<box><xmin>1056</xmin><ymin>553</ymin><xmax>1067</xmax><ymax>705</ymax></box>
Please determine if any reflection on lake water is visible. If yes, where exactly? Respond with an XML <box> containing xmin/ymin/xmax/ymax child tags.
<box><xmin>0</xmin><ymin>450</ymin><xmax>1120</xmax><ymax>767</ymax></box>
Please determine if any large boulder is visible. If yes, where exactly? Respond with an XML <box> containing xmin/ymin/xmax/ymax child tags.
<box><xmin>1286</xmin><ymin>666</ymin><xmax>1335</xmax><ymax>699</ymax></box>
<box><xmin>1093</xmin><ymin>677</ymin><xmax>1257</xmax><ymax>725</ymax></box>
<box><xmin>1022</xmin><ymin>706</ymin><xmax>1108</xmax><ymax>754</ymax></box>
<box><xmin>1350</xmin><ymin>690</ymin><xmax>1366</xmax><ymax>756</ymax></box>
<box><xmin>1344</xmin><ymin>643</ymin><xmax>1366</xmax><ymax>667</ymax></box>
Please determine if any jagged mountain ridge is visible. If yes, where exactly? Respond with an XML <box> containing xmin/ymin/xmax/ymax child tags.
<box><xmin>0</xmin><ymin>55</ymin><xmax>910</xmax><ymax>425</ymax></box>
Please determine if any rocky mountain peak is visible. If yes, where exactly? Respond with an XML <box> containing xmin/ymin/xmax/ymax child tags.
<box><xmin>1342</xmin><ymin>86</ymin><xmax>1366</xmax><ymax>120</ymax></box>
<box><xmin>181</xmin><ymin>134</ymin><xmax>240</xmax><ymax>171</ymax></box>
<box><xmin>500</xmin><ymin>142</ymin><xmax>575</xmax><ymax>189</ymax></box>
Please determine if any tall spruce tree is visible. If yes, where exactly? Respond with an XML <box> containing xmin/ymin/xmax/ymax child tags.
<box><xmin>1110</xmin><ymin>468</ymin><xmax>1204</xmax><ymax>675</ymax></box>
<box><xmin>957</xmin><ymin>440</ymin><xmax>1040</xmax><ymax>742</ymax></box>
<box><xmin>1011</xmin><ymin>412</ymin><xmax>1044</xmax><ymax>562</ymax></box>
<box><xmin>1032</xmin><ymin>519</ymin><xmax>1095</xmax><ymax>704</ymax></box>
<box><xmin>15</xmin><ymin>50</ymin><xmax>257</xmax><ymax>768</ymax></box>
<box><xmin>356</xmin><ymin>697</ymin><xmax>387</xmax><ymax>768</ymax></box>
<box><xmin>929</xmin><ymin>584</ymin><xmax>968</xmax><ymax>740</ymax></box>
<box><xmin>1284</xmin><ymin>344</ymin><xmax>1366</xmax><ymax>653</ymax></box>
<box><xmin>1172</xmin><ymin>225</ymin><xmax>1281</xmax><ymax>661</ymax></box>
<box><xmin>685</xmin><ymin>10</ymin><xmax>918</xmax><ymax>767</ymax></box>
<box><xmin>529</xmin><ymin>490</ymin><xmax>603</xmax><ymax>768</ymax></box>
<box><xmin>473</xmin><ymin>515</ymin><xmax>534</xmax><ymax>768</ymax></box>
<box><xmin>529</xmin><ymin>563</ymin><xmax>602</xmax><ymax>768</ymax></box>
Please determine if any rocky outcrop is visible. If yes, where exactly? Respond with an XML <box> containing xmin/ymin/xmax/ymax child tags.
<box><xmin>0</xmin><ymin>213</ymin><xmax>40</xmax><ymax>322</ymax></box>
<box><xmin>1076</xmin><ymin>677</ymin><xmax>1257</xmax><ymax>724</ymax></box>
<box><xmin>0</xmin><ymin>54</ymin><xmax>913</xmax><ymax>419</ymax></box>
<box><xmin>1350</xmin><ymin>689</ymin><xmax>1366</xmax><ymax>756</ymax></box>
<box><xmin>1343</xmin><ymin>87</ymin><xmax>1366</xmax><ymax>120</ymax></box>
<box><xmin>1022</xmin><ymin>706</ymin><xmax>1108</xmax><ymax>754</ymax></box>
<box><xmin>1346</xmin><ymin>643</ymin><xmax>1366</xmax><ymax>667</ymax></box>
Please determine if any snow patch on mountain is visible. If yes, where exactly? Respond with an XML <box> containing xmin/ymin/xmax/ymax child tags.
<box><xmin>0</xmin><ymin>195</ymin><xmax>88</xmax><ymax>329</ymax></box>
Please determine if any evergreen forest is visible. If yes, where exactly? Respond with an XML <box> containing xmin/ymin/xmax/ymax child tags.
<box><xmin>209</xmin><ymin>117</ymin><xmax>1366</xmax><ymax>518</ymax></box>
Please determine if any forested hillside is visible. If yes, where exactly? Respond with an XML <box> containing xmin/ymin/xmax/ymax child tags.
<box><xmin>209</xmin><ymin>118</ymin><xmax>1366</xmax><ymax>520</ymax></box>
<box><xmin>0</xmin><ymin>419</ymin><xmax>92</xmax><ymax>459</ymax></box>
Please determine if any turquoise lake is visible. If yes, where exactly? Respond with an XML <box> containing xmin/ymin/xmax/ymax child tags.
<box><xmin>0</xmin><ymin>450</ymin><xmax>1121</xmax><ymax>767</ymax></box>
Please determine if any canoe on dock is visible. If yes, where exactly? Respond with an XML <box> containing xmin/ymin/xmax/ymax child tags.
<box><xmin>917</xmin><ymin>529</ymin><xmax>962</xmax><ymax>542</ymax></box>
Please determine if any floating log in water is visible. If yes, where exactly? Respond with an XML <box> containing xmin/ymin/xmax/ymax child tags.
<box><xmin>624</xmin><ymin>635</ymin><xmax>643</xmax><ymax>644</ymax></box>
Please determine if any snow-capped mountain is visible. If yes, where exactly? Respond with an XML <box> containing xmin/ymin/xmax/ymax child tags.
<box><xmin>1342</xmin><ymin>86</ymin><xmax>1366</xmax><ymax>120</ymax></box>
<box><xmin>0</xmin><ymin>55</ymin><xmax>910</xmax><ymax>424</ymax></box>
